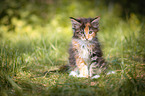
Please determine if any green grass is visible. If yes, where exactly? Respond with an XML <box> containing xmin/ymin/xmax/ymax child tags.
<box><xmin>0</xmin><ymin>1</ymin><xmax>145</xmax><ymax>96</ymax></box>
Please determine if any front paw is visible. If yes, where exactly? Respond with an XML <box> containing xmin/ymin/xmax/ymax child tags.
<box><xmin>69</xmin><ymin>71</ymin><xmax>78</xmax><ymax>77</ymax></box>
<box><xmin>77</xmin><ymin>74</ymin><xmax>88</xmax><ymax>78</ymax></box>
<box><xmin>91</xmin><ymin>75</ymin><xmax>100</xmax><ymax>79</ymax></box>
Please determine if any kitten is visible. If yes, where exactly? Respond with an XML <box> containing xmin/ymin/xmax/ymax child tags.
<box><xmin>45</xmin><ymin>16</ymin><xmax>111</xmax><ymax>78</ymax></box>
<box><xmin>68</xmin><ymin>16</ymin><xmax>107</xmax><ymax>78</ymax></box>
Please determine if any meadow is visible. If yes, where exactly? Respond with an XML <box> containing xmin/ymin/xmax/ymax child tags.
<box><xmin>0</xmin><ymin>0</ymin><xmax>145</xmax><ymax>96</ymax></box>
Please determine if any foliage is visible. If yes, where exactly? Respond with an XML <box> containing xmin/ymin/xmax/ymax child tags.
<box><xmin>0</xmin><ymin>0</ymin><xmax>145</xmax><ymax>96</ymax></box>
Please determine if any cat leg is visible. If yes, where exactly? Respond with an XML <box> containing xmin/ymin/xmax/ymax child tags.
<box><xmin>78</xmin><ymin>64</ymin><xmax>88</xmax><ymax>77</ymax></box>
<box><xmin>76</xmin><ymin>57</ymin><xmax>89</xmax><ymax>78</ymax></box>
<box><xmin>89</xmin><ymin>56</ymin><xmax>106</xmax><ymax>78</ymax></box>
<box><xmin>89</xmin><ymin>62</ymin><xmax>101</xmax><ymax>79</ymax></box>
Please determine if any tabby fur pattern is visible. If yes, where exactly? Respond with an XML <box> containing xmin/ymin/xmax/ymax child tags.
<box><xmin>68</xmin><ymin>16</ymin><xmax>107</xmax><ymax>78</ymax></box>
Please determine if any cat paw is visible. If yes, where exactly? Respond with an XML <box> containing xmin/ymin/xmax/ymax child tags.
<box><xmin>69</xmin><ymin>71</ymin><xmax>78</xmax><ymax>77</ymax></box>
<box><xmin>107</xmin><ymin>71</ymin><xmax>116</xmax><ymax>75</ymax></box>
<box><xmin>77</xmin><ymin>74</ymin><xmax>88</xmax><ymax>78</ymax></box>
<box><xmin>91</xmin><ymin>75</ymin><xmax>100</xmax><ymax>79</ymax></box>
<box><xmin>69</xmin><ymin>71</ymin><xmax>88</xmax><ymax>78</ymax></box>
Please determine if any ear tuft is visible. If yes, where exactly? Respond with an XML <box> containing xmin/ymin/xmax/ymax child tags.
<box><xmin>91</xmin><ymin>16</ymin><xmax>100</xmax><ymax>28</ymax></box>
<box><xmin>70</xmin><ymin>17</ymin><xmax>81</xmax><ymax>29</ymax></box>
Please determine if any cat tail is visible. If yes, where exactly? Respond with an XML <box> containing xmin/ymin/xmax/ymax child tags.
<box><xmin>44</xmin><ymin>65</ymin><xmax>70</xmax><ymax>75</ymax></box>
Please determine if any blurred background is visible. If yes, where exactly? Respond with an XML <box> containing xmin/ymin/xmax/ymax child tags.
<box><xmin>0</xmin><ymin>0</ymin><xmax>145</xmax><ymax>95</ymax></box>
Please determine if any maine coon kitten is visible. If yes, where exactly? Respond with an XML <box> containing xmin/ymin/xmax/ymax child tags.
<box><xmin>68</xmin><ymin>16</ymin><xmax>107</xmax><ymax>78</ymax></box>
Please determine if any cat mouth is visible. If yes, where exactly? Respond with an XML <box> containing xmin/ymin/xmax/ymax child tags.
<box><xmin>85</xmin><ymin>38</ymin><xmax>92</xmax><ymax>41</ymax></box>
<box><xmin>81</xmin><ymin>37</ymin><xmax>92</xmax><ymax>41</ymax></box>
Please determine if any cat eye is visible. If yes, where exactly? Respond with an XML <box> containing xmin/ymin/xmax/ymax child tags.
<box><xmin>89</xmin><ymin>31</ymin><xmax>93</xmax><ymax>34</ymax></box>
<box><xmin>80</xmin><ymin>31</ymin><xmax>84</xmax><ymax>34</ymax></box>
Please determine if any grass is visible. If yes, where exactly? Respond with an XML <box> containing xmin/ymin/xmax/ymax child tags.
<box><xmin>0</xmin><ymin>1</ymin><xmax>145</xmax><ymax>96</ymax></box>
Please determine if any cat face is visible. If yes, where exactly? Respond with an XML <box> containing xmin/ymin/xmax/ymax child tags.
<box><xmin>70</xmin><ymin>17</ymin><xmax>100</xmax><ymax>41</ymax></box>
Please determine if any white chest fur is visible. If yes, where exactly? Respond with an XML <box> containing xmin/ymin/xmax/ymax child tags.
<box><xmin>77</xmin><ymin>40</ymin><xmax>91</xmax><ymax>64</ymax></box>
<box><xmin>79</xmin><ymin>43</ymin><xmax>89</xmax><ymax>59</ymax></box>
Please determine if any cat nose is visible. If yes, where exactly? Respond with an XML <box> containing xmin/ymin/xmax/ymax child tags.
<box><xmin>85</xmin><ymin>38</ymin><xmax>88</xmax><ymax>40</ymax></box>
<box><xmin>86</xmin><ymin>36</ymin><xmax>89</xmax><ymax>40</ymax></box>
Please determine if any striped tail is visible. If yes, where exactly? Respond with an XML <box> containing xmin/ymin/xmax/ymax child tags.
<box><xmin>44</xmin><ymin>65</ymin><xmax>70</xmax><ymax>75</ymax></box>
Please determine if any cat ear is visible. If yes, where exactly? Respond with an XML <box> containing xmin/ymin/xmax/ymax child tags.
<box><xmin>91</xmin><ymin>16</ymin><xmax>100</xmax><ymax>28</ymax></box>
<box><xmin>70</xmin><ymin>17</ymin><xmax>81</xmax><ymax>29</ymax></box>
